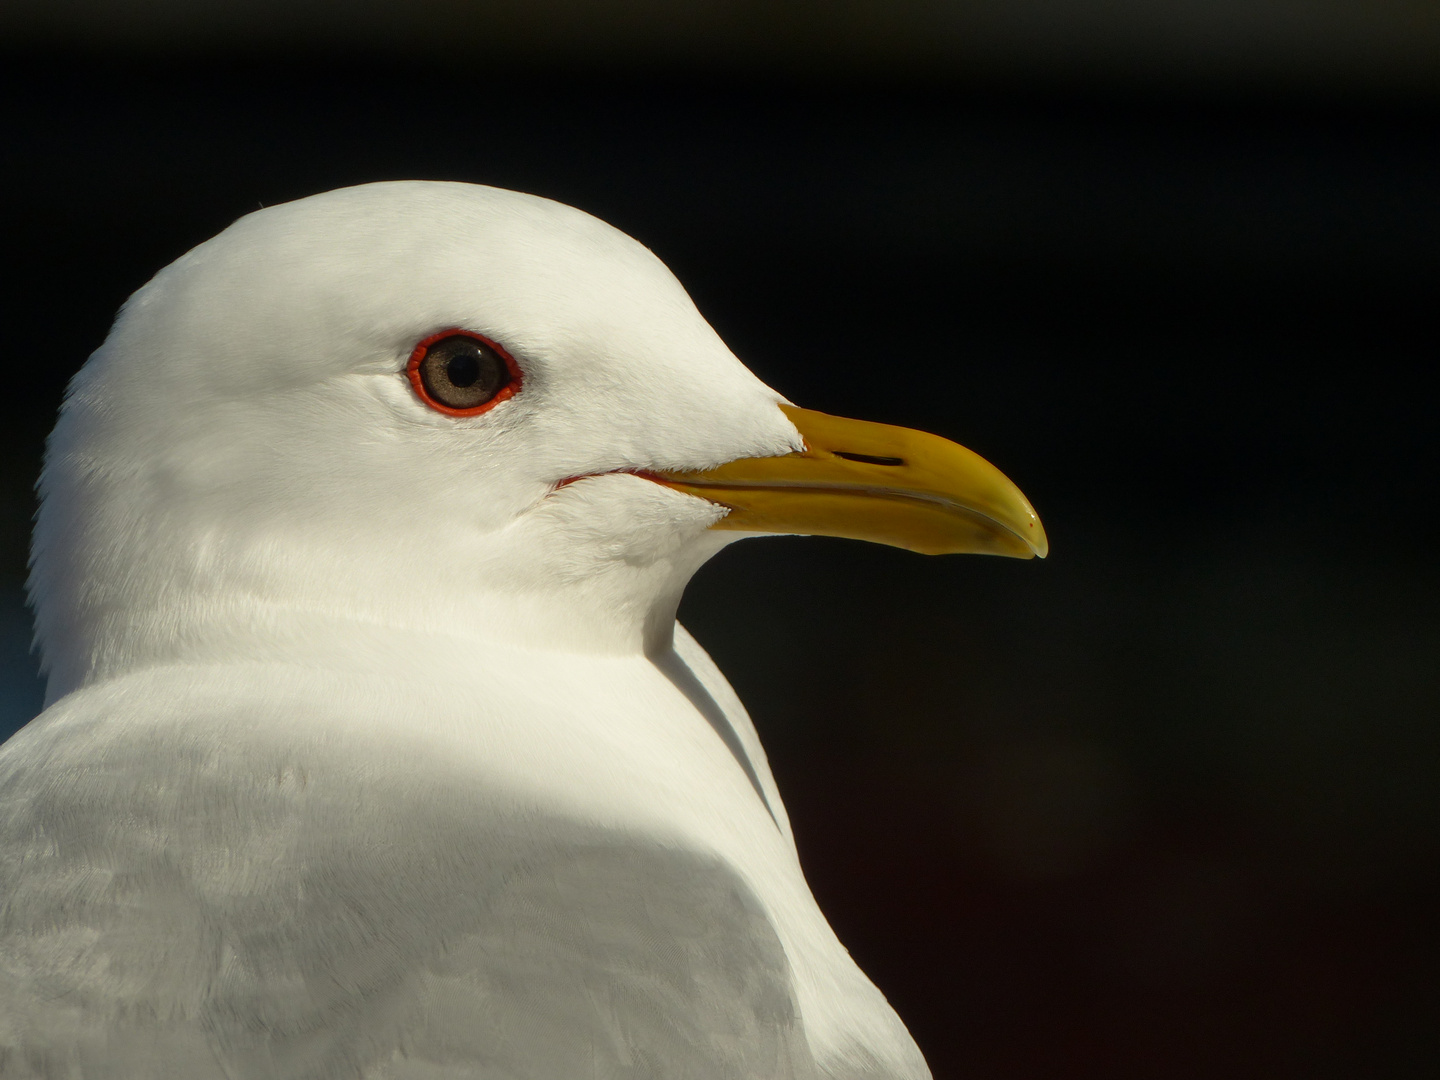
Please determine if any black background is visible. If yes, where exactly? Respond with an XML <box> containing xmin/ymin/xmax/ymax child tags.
<box><xmin>2</xmin><ymin>20</ymin><xmax>1438</xmax><ymax>1078</ymax></box>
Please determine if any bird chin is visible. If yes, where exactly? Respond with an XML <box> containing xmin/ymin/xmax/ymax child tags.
<box><xmin>508</xmin><ymin>472</ymin><xmax>733</xmax><ymax>648</ymax></box>
<box><xmin>515</xmin><ymin>472</ymin><xmax>731</xmax><ymax>604</ymax></box>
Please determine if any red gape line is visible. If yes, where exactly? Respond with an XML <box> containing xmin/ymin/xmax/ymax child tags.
<box><xmin>552</xmin><ymin>469</ymin><xmax>669</xmax><ymax>492</ymax></box>
<box><xmin>405</xmin><ymin>328</ymin><xmax>524</xmax><ymax>417</ymax></box>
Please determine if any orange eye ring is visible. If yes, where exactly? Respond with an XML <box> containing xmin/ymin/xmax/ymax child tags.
<box><xmin>405</xmin><ymin>329</ymin><xmax>524</xmax><ymax>417</ymax></box>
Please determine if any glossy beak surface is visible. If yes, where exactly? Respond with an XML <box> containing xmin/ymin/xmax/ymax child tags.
<box><xmin>654</xmin><ymin>405</ymin><xmax>1048</xmax><ymax>558</ymax></box>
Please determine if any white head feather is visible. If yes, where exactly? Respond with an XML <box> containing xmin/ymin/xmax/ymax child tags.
<box><xmin>31</xmin><ymin>182</ymin><xmax>803</xmax><ymax>699</ymax></box>
<box><xmin>15</xmin><ymin>181</ymin><xmax>928</xmax><ymax>1079</ymax></box>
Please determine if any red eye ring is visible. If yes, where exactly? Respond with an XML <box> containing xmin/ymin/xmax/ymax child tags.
<box><xmin>405</xmin><ymin>328</ymin><xmax>524</xmax><ymax>417</ymax></box>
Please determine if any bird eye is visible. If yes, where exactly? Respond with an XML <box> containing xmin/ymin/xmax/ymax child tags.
<box><xmin>406</xmin><ymin>331</ymin><xmax>521</xmax><ymax>416</ymax></box>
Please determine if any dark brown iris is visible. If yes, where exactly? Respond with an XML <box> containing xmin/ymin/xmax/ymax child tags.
<box><xmin>417</xmin><ymin>335</ymin><xmax>511</xmax><ymax>411</ymax></box>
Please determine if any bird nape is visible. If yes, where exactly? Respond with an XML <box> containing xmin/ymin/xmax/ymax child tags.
<box><xmin>0</xmin><ymin>182</ymin><xmax>1045</xmax><ymax>1080</ymax></box>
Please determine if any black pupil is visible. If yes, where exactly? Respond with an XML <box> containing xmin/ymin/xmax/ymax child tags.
<box><xmin>446</xmin><ymin>351</ymin><xmax>482</xmax><ymax>388</ymax></box>
<box><xmin>418</xmin><ymin>335</ymin><xmax>514</xmax><ymax>411</ymax></box>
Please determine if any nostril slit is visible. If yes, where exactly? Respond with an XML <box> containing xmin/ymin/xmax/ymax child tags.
<box><xmin>835</xmin><ymin>452</ymin><xmax>906</xmax><ymax>467</ymax></box>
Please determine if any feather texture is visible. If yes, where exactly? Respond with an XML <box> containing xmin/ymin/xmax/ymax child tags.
<box><xmin>2</xmin><ymin>182</ymin><xmax>929</xmax><ymax>1079</ymax></box>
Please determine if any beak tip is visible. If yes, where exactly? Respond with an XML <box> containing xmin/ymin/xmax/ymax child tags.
<box><xmin>1024</xmin><ymin>518</ymin><xmax>1049</xmax><ymax>560</ymax></box>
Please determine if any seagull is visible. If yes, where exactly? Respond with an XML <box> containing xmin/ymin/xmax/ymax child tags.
<box><xmin>0</xmin><ymin>182</ymin><xmax>1046</xmax><ymax>1079</ymax></box>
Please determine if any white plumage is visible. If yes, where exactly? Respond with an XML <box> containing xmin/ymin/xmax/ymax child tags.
<box><xmin>0</xmin><ymin>181</ymin><xmax>1030</xmax><ymax>1078</ymax></box>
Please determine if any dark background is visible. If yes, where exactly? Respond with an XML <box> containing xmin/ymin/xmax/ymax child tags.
<box><xmin>2</xmin><ymin>3</ymin><xmax>1437</xmax><ymax>1077</ymax></box>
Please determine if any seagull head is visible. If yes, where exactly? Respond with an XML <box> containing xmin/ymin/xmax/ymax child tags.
<box><xmin>31</xmin><ymin>182</ymin><xmax>1045</xmax><ymax>699</ymax></box>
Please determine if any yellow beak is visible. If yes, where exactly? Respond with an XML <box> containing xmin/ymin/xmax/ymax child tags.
<box><xmin>654</xmin><ymin>405</ymin><xmax>1048</xmax><ymax>558</ymax></box>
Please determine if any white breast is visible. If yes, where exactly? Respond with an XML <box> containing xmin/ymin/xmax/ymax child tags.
<box><xmin>0</xmin><ymin>617</ymin><xmax>928</xmax><ymax>1079</ymax></box>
